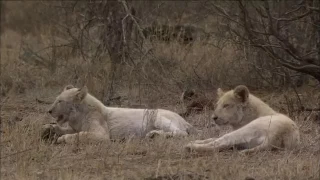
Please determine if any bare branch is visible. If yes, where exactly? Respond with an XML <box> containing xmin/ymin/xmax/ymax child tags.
<box><xmin>307</xmin><ymin>6</ymin><xmax>320</xmax><ymax>12</ymax></box>
<box><xmin>263</xmin><ymin>2</ymin><xmax>315</xmax><ymax>64</ymax></box>
<box><xmin>36</xmin><ymin>98</ymin><xmax>53</xmax><ymax>104</ymax></box>
<box><xmin>301</xmin><ymin>107</ymin><xmax>320</xmax><ymax>111</ymax></box>
<box><xmin>276</xmin><ymin>10</ymin><xmax>312</xmax><ymax>22</ymax></box>
<box><xmin>121</xmin><ymin>14</ymin><xmax>129</xmax><ymax>44</ymax></box>
<box><xmin>284</xmin><ymin>4</ymin><xmax>304</xmax><ymax>15</ymax></box>
<box><xmin>209</xmin><ymin>2</ymin><xmax>245</xmax><ymax>28</ymax></box>
<box><xmin>118</xmin><ymin>0</ymin><xmax>146</xmax><ymax>41</ymax></box>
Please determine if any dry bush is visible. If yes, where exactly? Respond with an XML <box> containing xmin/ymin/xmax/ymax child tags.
<box><xmin>206</xmin><ymin>0</ymin><xmax>320</xmax><ymax>84</ymax></box>
<box><xmin>2</xmin><ymin>1</ymin><xmax>318</xmax><ymax>100</ymax></box>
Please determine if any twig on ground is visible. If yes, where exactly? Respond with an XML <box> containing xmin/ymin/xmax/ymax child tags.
<box><xmin>300</xmin><ymin>106</ymin><xmax>320</xmax><ymax>112</ymax></box>
<box><xmin>36</xmin><ymin>98</ymin><xmax>53</xmax><ymax>104</ymax></box>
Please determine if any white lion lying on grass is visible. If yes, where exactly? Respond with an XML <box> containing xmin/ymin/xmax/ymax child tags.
<box><xmin>185</xmin><ymin>85</ymin><xmax>300</xmax><ymax>154</ymax></box>
<box><xmin>44</xmin><ymin>85</ymin><xmax>196</xmax><ymax>144</ymax></box>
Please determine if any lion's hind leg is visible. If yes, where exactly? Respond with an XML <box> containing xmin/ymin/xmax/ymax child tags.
<box><xmin>152</xmin><ymin>117</ymin><xmax>189</xmax><ymax>138</ymax></box>
<box><xmin>185</xmin><ymin>135</ymin><xmax>234</xmax><ymax>152</ymax></box>
<box><xmin>146</xmin><ymin>130</ymin><xmax>173</xmax><ymax>139</ymax></box>
<box><xmin>185</xmin><ymin>140</ymin><xmax>218</xmax><ymax>152</ymax></box>
<box><xmin>238</xmin><ymin>134</ymin><xmax>274</xmax><ymax>155</ymax></box>
<box><xmin>239</xmin><ymin>140</ymin><xmax>270</xmax><ymax>155</ymax></box>
<box><xmin>185</xmin><ymin>128</ymin><xmax>266</xmax><ymax>153</ymax></box>
<box><xmin>190</xmin><ymin>138</ymin><xmax>218</xmax><ymax>144</ymax></box>
<box><xmin>146</xmin><ymin>130</ymin><xmax>166</xmax><ymax>139</ymax></box>
<box><xmin>146</xmin><ymin>130</ymin><xmax>185</xmax><ymax>139</ymax></box>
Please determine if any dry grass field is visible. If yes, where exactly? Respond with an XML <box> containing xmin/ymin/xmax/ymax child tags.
<box><xmin>1</xmin><ymin>87</ymin><xmax>320</xmax><ymax>180</ymax></box>
<box><xmin>1</xmin><ymin>1</ymin><xmax>320</xmax><ymax>180</ymax></box>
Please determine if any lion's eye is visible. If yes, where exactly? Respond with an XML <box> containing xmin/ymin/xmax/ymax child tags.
<box><xmin>57</xmin><ymin>100</ymin><xmax>63</xmax><ymax>103</ymax></box>
<box><xmin>223</xmin><ymin>104</ymin><xmax>229</xmax><ymax>108</ymax></box>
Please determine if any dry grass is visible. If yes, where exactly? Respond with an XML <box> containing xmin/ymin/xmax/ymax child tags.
<box><xmin>1</xmin><ymin>88</ymin><xmax>320</xmax><ymax>180</ymax></box>
<box><xmin>1</xmin><ymin>1</ymin><xmax>320</xmax><ymax>179</ymax></box>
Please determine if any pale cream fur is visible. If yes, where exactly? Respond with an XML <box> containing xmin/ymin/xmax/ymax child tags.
<box><xmin>46</xmin><ymin>85</ymin><xmax>109</xmax><ymax>144</ymax></box>
<box><xmin>185</xmin><ymin>85</ymin><xmax>300</xmax><ymax>154</ymax></box>
<box><xmin>47</xmin><ymin>85</ymin><xmax>196</xmax><ymax>144</ymax></box>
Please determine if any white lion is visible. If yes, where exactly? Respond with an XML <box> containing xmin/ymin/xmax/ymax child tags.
<box><xmin>185</xmin><ymin>85</ymin><xmax>300</xmax><ymax>154</ymax></box>
<box><xmin>46</xmin><ymin>85</ymin><xmax>196</xmax><ymax>144</ymax></box>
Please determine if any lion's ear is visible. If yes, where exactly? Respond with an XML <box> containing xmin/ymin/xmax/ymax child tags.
<box><xmin>217</xmin><ymin>88</ymin><xmax>224</xmax><ymax>97</ymax></box>
<box><xmin>63</xmin><ymin>85</ymin><xmax>75</xmax><ymax>91</ymax></box>
<box><xmin>234</xmin><ymin>85</ymin><xmax>249</xmax><ymax>103</ymax></box>
<box><xmin>75</xmin><ymin>86</ymin><xmax>88</xmax><ymax>101</ymax></box>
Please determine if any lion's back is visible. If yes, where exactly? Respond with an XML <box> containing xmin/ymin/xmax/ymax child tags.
<box><xmin>246</xmin><ymin>114</ymin><xmax>300</xmax><ymax>148</ymax></box>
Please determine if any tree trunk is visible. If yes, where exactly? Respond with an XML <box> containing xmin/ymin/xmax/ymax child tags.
<box><xmin>100</xmin><ymin>1</ymin><xmax>134</xmax><ymax>103</ymax></box>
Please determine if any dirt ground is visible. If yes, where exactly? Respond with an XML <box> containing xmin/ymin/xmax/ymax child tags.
<box><xmin>1</xmin><ymin>88</ymin><xmax>320</xmax><ymax>180</ymax></box>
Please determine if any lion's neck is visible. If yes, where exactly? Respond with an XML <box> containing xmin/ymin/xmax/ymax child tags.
<box><xmin>67</xmin><ymin>104</ymin><xmax>89</xmax><ymax>131</ymax></box>
<box><xmin>249</xmin><ymin>95</ymin><xmax>277</xmax><ymax>116</ymax></box>
<box><xmin>69</xmin><ymin>103</ymin><xmax>100</xmax><ymax>131</ymax></box>
<box><xmin>83</xmin><ymin>93</ymin><xmax>108</xmax><ymax>114</ymax></box>
<box><xmin>234</xmin><ymin>95</ymin><xmax>278</xmax><ymax>129</ymax></box>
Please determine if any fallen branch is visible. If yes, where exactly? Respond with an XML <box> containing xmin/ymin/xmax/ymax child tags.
<box><xmin>300</xmin><ymin>106</ymin><xmax>320</xmax><ymax>111</ymax></box>
<box><xmin>36</xmin><ymin>98</ymin><xmax>53</xmax><ymax>104</ymax></box>
<box><xmin>0</xmin><ymin>148</ymin><xmax>33</xmax><ymax>159</ymax></box>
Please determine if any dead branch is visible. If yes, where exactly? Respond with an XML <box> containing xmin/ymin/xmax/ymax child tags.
<box><xmin>0</xmin><ymin>148</ymin><xmax>34</xmax><ymax>159</ymax></box>
<box><xmin>236</xmin><ymin>0</ymin><xmax>320</xmax><ymax>81</ymax></box>
<box><xmin>208</xmin><ymin>0</ymin><xmax>320</xmax><ymax>82</ymax></box>
<box><xmin>301</xmin><ymin>107</ymin><xmax>320</xmax><ymax>111</ymax></box>
<box><xmin>307</xmin><ymin>5</ymin><xmax>320</xmax><ymax>12</ymax></box>
<box><xmin>276</xmin><ymin>10</ymin><xmax>312</xmax><ymax>22</ymax></box>
<box><xmin>119</xmin><ymin>0</ymin><xmax>146</xmax><ymax>41</ymax></box>
<box><xmin>36</xmin><ymin>98</ymin><xmax>53</xmax><ymax>104</ymax></box>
